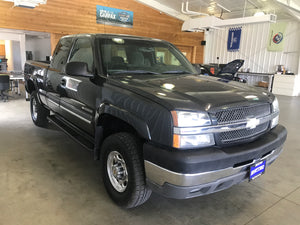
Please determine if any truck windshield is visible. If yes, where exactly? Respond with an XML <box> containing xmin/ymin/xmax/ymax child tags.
<box><xmin>98</xmin><ymin>37</ymin><xmax>197</xmax><ymax>76</ymax></box>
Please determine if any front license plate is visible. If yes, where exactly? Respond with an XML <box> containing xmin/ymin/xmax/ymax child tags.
<box><xmin>249</xmin><ymin>160</ymin><xmax>266</xmax><ymax>181</ymax></box>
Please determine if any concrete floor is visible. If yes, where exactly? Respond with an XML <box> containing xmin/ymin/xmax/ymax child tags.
<box><xmin>0</xmin><ymin>90</ymin><xmax>300</xmax><ymax>225</ymax></box>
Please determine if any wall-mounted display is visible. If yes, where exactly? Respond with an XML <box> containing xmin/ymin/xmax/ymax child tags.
<box><xmin>267</xmin><ymin>22</ymin><xmax>287</xmax><ymax>52</ymax></box>
<box><xmin>227</xmin><ymin>27</ymin><xmax>242</xmax><ymax>52</ymax></box>
<box><xmin>96</xmin><ymin>5</ymin><xmax>133</xmax><ymax>28</ymax></box>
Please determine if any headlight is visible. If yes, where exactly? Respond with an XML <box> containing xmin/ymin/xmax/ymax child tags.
<box><xmin>171</xmin><ymin>111</ymin><xmax>211</xmax><ymax>127</ymax></box>
<box><xmin>172</xmin><ymin>111</ymin><xmax>214</xmax><ymax>149</ymax></box>
<box><xmin>271</xmin><ymin>97</ymin><xmax>279</xmax><ymax>129</ymax></box>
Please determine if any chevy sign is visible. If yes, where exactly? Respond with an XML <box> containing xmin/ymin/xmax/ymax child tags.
<box><xmin>96</xmin><ymin>5</ymin><xmax>133</xmax><ymax>28</ymax></box>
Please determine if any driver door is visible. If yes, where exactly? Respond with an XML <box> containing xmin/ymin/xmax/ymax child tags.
<box><xmin>59</xmin><ymin>37</ymin><xmax>99</xmax><ymax>135</ymax></box>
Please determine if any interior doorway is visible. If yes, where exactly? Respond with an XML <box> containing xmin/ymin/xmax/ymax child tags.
<box><xmin>0</xmin><ymin>28</ymin><xmax>50</xmax><ymax>73</ymax></box>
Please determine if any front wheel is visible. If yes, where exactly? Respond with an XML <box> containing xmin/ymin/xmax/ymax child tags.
<box><xmin>101</xmin><ymin>133</ymin><xmax>152</xmax><ymax>208</ymax></box>
<box><xmin>30</xmin><ymin>92</ymin><xmax>49</xmax><ymax>127</ymax></box>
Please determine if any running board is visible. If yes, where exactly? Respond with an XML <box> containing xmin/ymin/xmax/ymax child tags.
<box><xmin>47</xmin><ymin>115</ymin><xmax>94</xmax><ymax>151</ymax></box>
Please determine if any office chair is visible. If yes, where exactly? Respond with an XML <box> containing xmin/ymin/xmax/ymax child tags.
<box><xmin>0</xmin><ymin>75</ymin><xmax>10</xmax><ymax>102</ymax></box>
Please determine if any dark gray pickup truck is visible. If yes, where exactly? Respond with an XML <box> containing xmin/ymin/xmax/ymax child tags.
<box><xmin>24</xmin><ymin>34</ymin><xmax>287</xmax><ymax>208</ymax></box>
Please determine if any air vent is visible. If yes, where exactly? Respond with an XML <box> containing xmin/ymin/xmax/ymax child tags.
<box><xmin>270</xmin><ymin>14</ymin><xmax>277</xmax><ymax>22</ymax></box>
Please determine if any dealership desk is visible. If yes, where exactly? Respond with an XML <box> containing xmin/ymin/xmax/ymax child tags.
<box><xmin>9</xmin><ymin>74</ymin><xmax>24</xmax><ymax>95</ymax></box>
<box><xmin>272</xmin><ymin>74</ymin><xmax>300</xmax><ymax>96</ymax></box>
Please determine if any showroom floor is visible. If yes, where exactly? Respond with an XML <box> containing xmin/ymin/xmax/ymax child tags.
<box><xmin>0</xmin><ymin>90</ymin><xmax>299</xmax><ymax>225</ymax></box>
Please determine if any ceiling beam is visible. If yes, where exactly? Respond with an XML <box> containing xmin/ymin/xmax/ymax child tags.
<box><xmin>276</xmin><ymin>0</ymin><xmax>300</xmax><ymax>14</ymax></box>
<box><xmin>135</xmin><ymin>0</ymin><xmax>190</xmax><ymax>21</ymax></box>
<box><xmin>182</xmin><ymin>14</ymin><xmax>276</xmax><ymax>31</ymax></box>
<box><xmin>275</xmin><ymin>0</ymin><xmax>300</xmax><ymax>21</ymax></box>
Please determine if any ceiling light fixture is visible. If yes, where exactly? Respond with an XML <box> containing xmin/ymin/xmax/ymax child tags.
<box><xmin>4</xmin><ymin>0</ymin><xmax>47</xmax><ymax>9</ymax></box>
<box><xmin>208</xmin><ymin>6</ymin><xmax>214</xmax><ymax>12</ymax></box>
<box><xmin>254</xmin><ymin>11</ymin><xmax>265</xmax><ymax>16</ymax></box>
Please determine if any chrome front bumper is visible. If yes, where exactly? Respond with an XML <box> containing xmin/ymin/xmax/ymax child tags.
<box><xmin>145</xmin><ymin>145</ymin><xmax>283</xmax><ymax>199</ymax></box>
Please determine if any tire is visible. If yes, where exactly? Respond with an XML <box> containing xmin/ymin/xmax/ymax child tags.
<box><xmin>101</xmin><ymin>132</ymin><xmax>152</xmax><ymax>208</ymax></box>
<box><xmin>30</xmin><ymin>92</ymin><xmax>49</xmax><ymax>127</ymax></box>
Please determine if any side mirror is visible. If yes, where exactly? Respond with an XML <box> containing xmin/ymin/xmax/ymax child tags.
<box><xmin>65</xmin><ymin>62</ymin><xmax>94</xmax><ymax>77</ymax></box>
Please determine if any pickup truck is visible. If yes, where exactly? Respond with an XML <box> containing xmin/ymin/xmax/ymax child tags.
<box><xmin>24</xmin><ymin>34</ymin><xmax>287</xmax><ymax>208</ymax></box>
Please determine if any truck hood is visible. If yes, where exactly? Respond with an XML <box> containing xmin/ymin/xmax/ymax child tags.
<box><xmin>110</xmin><ymin>74</ymin><xmax>273</xmax><ymax>112</ymax></box>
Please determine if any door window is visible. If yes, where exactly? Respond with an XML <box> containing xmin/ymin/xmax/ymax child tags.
<box><xmin>50</xmin><ymin>37</ymin><xmax>72</xmax><ymax>72</ymax></box>
<box><xmin>69</xmin><ymin>38</ymin><xmax>94</xmax><ymax>72</ymax></box>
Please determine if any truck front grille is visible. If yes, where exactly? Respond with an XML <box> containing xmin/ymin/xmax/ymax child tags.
<box><xmin>211</xmin><ymin>104</ymin><xmax>271</xmax><ymax>146</ymax></box>
<box><xmin>216</xmin><ymin>122</ymin><xmax>269</xmax><ymax>145</ymax></box>
<box><xmin>215</xmin><ymin>104</ymin><xmax>270</xmax><ymax>124</ymax></box>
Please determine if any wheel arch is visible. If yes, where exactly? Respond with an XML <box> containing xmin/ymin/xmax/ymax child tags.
<box><xmin>96</xmin><ymin>104</ymin><xmax>151</xmax><ymax>141</ymax></box>
<box><xmin>93</xmin><ymin>103</ymin><xmax>151</xmax><ymax>160</ymax></box>
<box><xmin>25</xmin><ymin>78</ymin><xmax>36</xmax><ymax>94</ymax></box>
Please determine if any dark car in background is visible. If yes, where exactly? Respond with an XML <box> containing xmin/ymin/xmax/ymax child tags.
<box><xmin>193</xmin><ymin>59</ymin><xmax>246</xmax><ymax>82</ymax></box>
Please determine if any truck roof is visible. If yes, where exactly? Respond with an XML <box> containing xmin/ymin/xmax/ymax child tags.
<box><xmin>61</xmin><ymin>33</ymin><xmax>165</xmax><ymax>42</ymax></box>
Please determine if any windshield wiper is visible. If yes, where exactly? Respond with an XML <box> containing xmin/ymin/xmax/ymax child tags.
<box><xmin>112</xmin><ymin>70</ymin><xmax>159</xmax><ymax>75</ymax></box>
<box><xmin>162</xmin><ymin>70</ymin><xmax>192</xmax><ymax>74</ymax></box>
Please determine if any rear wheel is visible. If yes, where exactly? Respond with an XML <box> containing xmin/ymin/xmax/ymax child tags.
<box><xmin>101</xmin><ymin>132</ymin><xmax>152</xmax><ymax>208</ymax></box>
<box><xmin>30</xmin><ymin>92</ymin><xmax>49</xmax><ymax>127</ymax></box>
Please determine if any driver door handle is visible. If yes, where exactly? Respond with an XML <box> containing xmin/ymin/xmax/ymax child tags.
<box><xmin>61</xmin><ymin>79</ymin><xmax>66</xmax><ymax>86</ymax></box>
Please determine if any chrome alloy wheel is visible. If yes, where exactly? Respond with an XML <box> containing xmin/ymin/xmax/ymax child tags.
<box><xmin>32</xmin><ymin>97</ymin><xmax>38</xmax><ymax>121</ymax></box>
<box><xmin>107</xmin><ymin>151</ymin><xmax>128</xmax><ymax>193</ymax></box>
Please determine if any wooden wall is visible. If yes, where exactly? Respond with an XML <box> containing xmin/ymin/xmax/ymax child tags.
<box><xmin>0</xmin><ymin>44</ymin><xmax>5</xmax><ymax>56</ymax></box>
<box><xmin>0</xmin><ymin>0</ymin><xmax>204</xmax><ymax>63</ymax></box>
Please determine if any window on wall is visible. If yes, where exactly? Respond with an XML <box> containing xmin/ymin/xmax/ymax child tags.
<box><xmin>155</xmin><ymin>48</ymin><xmax>181</xmax><ymax>66</ymax></box>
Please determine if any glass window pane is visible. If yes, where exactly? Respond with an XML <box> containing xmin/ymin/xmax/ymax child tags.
<box><xmin>99</xmin><ymin>37</ymin><xmax>196</xmax><ymax>75</ymax></box>
<box><xmin>51</xmin><ymin>37</ymin><xmax>72</xmax><ymax>71</ymax></box>
<box><xmin>69</xmin><ymin>38</ymin><xmax>94</xmax><ymax>72</ymax></box>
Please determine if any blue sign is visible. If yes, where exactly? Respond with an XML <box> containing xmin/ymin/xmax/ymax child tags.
<box><xmin>96</xmin><ymin>5</ymin><xmax>133</xmax><ymax>28</ymax></box>
<box><xmin>227</xmin><ymin>27</ymin><xmax>242</xmax><ymax>52</ymax></box>
<box><xmin>249</xmin><ymin>160</ymin><xmax>266</xmax><ymax>181</ymax></box>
